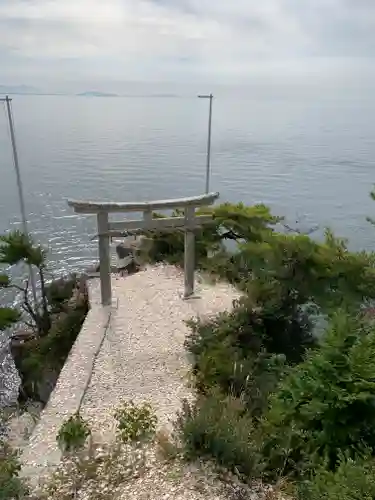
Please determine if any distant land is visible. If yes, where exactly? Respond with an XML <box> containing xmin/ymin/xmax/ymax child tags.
<box><xmin>0</xmin><ymin>85</ymin><xmax>187</xmax><ymax>99</ymax></box>
<box><xmin>0</xmin><ymin>86</ymin><xmax>119</xmax><ymax>97</ymax></box>
<box><xmin>77</xmin><ymin>91</ymin><xmax>118</xmax><ymax>97</ymax></box>
<box><xmin>0</xmin><ymin>85</ymin><xmax>183</xmax><ymax>98</ymax></box>
<box><xmin>0</xmin><ymin>84</ymin><xmax>42</xmax><ymax>95</ymax></box>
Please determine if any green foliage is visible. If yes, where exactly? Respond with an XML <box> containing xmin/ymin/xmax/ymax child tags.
<box><xmin>39</xmin><ymin>306</ymin><xmax>88</xmax><ymax>362</ymax></box>
<box><xmin>140</xmin><ymin>202</ymin><xmax>279</xmax><ymax>269</ymax></box>
<box><xmin>173</xmin><ymin>200</ymin><xmax>375</xmax><ymax>492</ymax></box>
<box><xmin>0</xmin><ymin>441</ymin><xmax>28</xmax><ymax>499</ymax></box>
<box><xmin>298</xmin><ymin>453</ymin><xmax>375</xmax><ymax>500</ymax></box>
<box><xmin>186</xmin><ymin>289</ymin><xmax>314</xmax><ymax>415</ymax></box>
<box><xmin>211</xmin><ymin>202</ymin><xmax>281</xmax><ymax>242</ymax></box>
<box><xmin>0</xmin><ymin>231</ymin><xmax>46</xmax><ymax>267</ymax></box>
<box><xmin>262</xmin><ymin>312</ymin><xmax>375</xmax><ymax>477</ymax></box>
<box><xmin>237</xmin><ymin>230</ymin><xmax>375</xmax><ymax>312</ymax></box>
<box><xmin>57</xmin><ymin>412</ymin><xmax>91</xmax><ymax>452</ymax></box>
<box><xmin>176</xmin><ymin>394</ymin><xmax>264</xmax><ymax>478</ymax></box>
<box><xmin>14</xmin><ymin>300</ymin><xmax>89</xmax><ymax>402</ymax></box>
<box><xmin>114</xmin><ymin>401</ymin><xmax>157</xmax><ymax>442</ymax></box>
<box><xmin>46</xmin><ymin>275</ymin><xmax>79</xmax><ymax>312</ymax></box>
<box><xmin>367</xmin><ymin>186</ymin><xmax>375</xmax><ymax>225</ymax></box>
<box><xmin>143</xmin><ymin>203</ymin><xmax>375</xmax><ymax>316</ymax></box>
<box><xmin>0</xmin><ymin>273</ymin><xmax>20</xmax><ymax>331</ymax></box>
<box><xmin>0</xmin><ymin>230</ymin><xmax>52</xmax><ymax>335</ymax></box>
<box><xmin>0</xmin><ymin>274</ymin><xmax>10</xmax><ymax>288</ymax></box>
<box><xmin>0</xmin><ymin>307</ymin><xmax>20</xmax><ymax>331</ymax></box>
<box><xmin>0</xmin><ymin>231</ymin><xmax>89</xmax><ymax>404</ymax></box>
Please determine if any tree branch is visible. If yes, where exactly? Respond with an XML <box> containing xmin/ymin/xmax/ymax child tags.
<box><xmin>22</xmin><ymin>279</ymin><xmax>38</xmax><ymax>325</ymax></box>
<box><xmin>23</xmin><ymin>320</ymin><xmax>35</xmax><ymax>329</ymax></box>
<box><xmin>9</xmin><ymin>284</ymin><xmax>25</xmax><ymax>293</ymax></box>
<box><xmin>219</xmin><ymin>229</ymin><xmax>241</xmax><ymax>241</ymax></box>
<box><xmin>282</xmin><ymin>223</ymin><xmax>319</xmax><ymax>236</ymax></box>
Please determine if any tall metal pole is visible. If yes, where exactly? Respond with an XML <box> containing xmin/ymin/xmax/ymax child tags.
<box><xmin>1</xmin><ymin>96</ymin><xmax>38</xmax><ymax>305</ymax></box>
<box><xmin>198</xmin><ymin>93</ymin><xmax>214</xmax><ymax>193</ymax></box>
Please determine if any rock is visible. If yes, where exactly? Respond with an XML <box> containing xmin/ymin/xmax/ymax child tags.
<box><xmin>26</xmin><ymin>401</ymin><xmax>43</xmax><ymax>419</ymax></box>
<box><xmin>0</xmin><ymin>349</ymin><xmax>20</xmax><ymax>409</ymax></box>
<box><xmin>5</xmin><ymin>403</ymin><xmax>42</xmax><ymax>449</ymax></box>
<box><xmin>6</xmin><ymin>412</ymin><xmax>36</xmax><ymax>449</ymax></box>
<box><xmin>85</xmin><ymin>263</ymin><xmax>100</xmax><ymax>274</ymax></box>
<box><xmin>10</xmin><ymin>329</ymin><xmax>36</xmax><ymax>345</ymax></box>
<box><xmin>36</xmin><ymin>367</ymin><xmax>61</xmax><ymax>404</ymax></box>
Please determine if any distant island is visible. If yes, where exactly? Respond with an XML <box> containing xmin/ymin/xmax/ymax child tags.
<box><xmin>77</xmin><ymin>91</ymin><xmax>118</xmax><ymax>97</ymax></box>
<box><xmin>0</xmin><ymin>86</ymin><xmax>179</xmax><ymax>98</ymax></box>
<box><xmin>0</xmin><ymin>85</ymin><xmax>42</xmax><ymax>95</ymax></box>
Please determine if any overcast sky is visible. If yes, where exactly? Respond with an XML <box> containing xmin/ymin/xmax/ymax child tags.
<box><xmin>1</xmin><ymin>0</ymin><xmax>375</xmax><ymax>91</ymax></box>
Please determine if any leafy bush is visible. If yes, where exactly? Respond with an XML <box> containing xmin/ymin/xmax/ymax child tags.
<box><xmin>235</xmin><ymin>230</ymin><xmax>375</xmax><ymax>314</ymax></box>
<box><xmin>13</xmin><ymin>300</ymin><xmax>89</xmax><ymax>402</ymax></box>
<box><xmin>114</xmin><ymin>401</ymin><xmax>157</xmax><ymax>442</ymax></box>
<box><xmin>298</xmin><ymin>453</ymin><xmax>375</xmax><ymax>500</ymax></box>
<box><xmin>186</xmin><ymin>288</ymin><xmax>314</xmax><ymax>416</ymax></box>
<box><xmin>189</xmin><ymin>292</ymin><xmax>315</xmax><ymax>364</ymax></box>
<box><xmin>140</xmin><ymin>203</ymin><xmax>279</xmax><ymax>269</ymax></box>
<box><xmin>0</xmin><ymin>273</ymin><xmax>21</xmax><ymax>332</ymax></box>
<box><xmin>262</xmin><ymin>312</ymin><xmax>375</xmax><ymax>477</ymax></box>
<box><xmin>57</xmin><ymin>412</ymin><xmax>91</xmax><ymax>452</ymax></box>
<box><xmin>46</xmin><ymin>274</ymin><xmax>80</xmax><ymax>313</ymax></box>
<box><xmin>0</xmin><ymin>230</ymin><xmax>52</xmax><ymax>335</ymax></box>
<box><xmin>176</xmin><ymin>394</ymin><xmax>264</xmax><ymax>478</ymax></box>
<box><xmin>0</xmin><ymin>441</ymin><xmax>28</xmax><ymax>499</ymax></box>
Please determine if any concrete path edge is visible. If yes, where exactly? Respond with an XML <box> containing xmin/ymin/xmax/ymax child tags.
<box><xmin>20</xmin><ymin>294</ymin><xmax>114</xmax><ymax>483</ymax></box>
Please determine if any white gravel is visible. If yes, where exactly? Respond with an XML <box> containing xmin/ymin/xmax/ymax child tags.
<box><xmin>80</xmin><ymin>264</ymin><xmax>239</xmax><ymax>441</ymax></box>
<box><xmin>23</xmin><ymin>264</ymin><xmax>257</xmax><ymax>499</ymax></box>
<box><xmin>35</xmin><ymin>441</ymin><xmax>285</xmax><ymax>500</ymax></box>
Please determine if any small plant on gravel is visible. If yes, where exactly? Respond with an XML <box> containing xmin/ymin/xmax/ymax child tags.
<box><xmin>0</xmin><ymin>440</ymin><xmax>29</xmax><ymax>500</ymax></box>
<box><xmin>56</xmin><ymin>412</ymin><xmax>91</xmax><ymax>453</ymax></box>
<box><xmin>114</xmin><ymin>400</ymin><xmax>157</xmax><ymax>443</ymax></box>
<box><xmin>155</xmin><ymin>429</ymin><xmax>180</xmax><ymax>461</ymax></box>
<box><xmin>36</xmin><ymin>441</ymin><xmax>148</xmax><ymax>500</ymax></box>
<box><xmin>176</xmin><ymin>394</ymin><xmax>264</xmax><ymax>479</ymax></box>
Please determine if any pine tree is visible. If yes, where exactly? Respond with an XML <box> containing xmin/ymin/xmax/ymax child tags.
<box><xmin>0</xmin><ymin>231</ymin><xmax>51</xmax><ymax>336</ymax></box>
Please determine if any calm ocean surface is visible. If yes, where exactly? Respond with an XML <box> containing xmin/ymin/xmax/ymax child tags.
<box><xmin>1</xmin><ymin>86</ymin><xmax>375</xmax><ymax>405</ymax></box>
<box><xmin>1</xmin><ymin>89</ymin><xmax>375</xmax><ymax>277</ymax></box>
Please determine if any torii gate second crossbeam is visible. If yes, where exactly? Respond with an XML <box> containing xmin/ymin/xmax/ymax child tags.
<box><xmin>68</xmin><ymin>192</ymin><xmax>219</xmax><ymax>305</ymax></box>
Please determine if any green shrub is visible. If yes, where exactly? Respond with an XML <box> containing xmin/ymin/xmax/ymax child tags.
<box><xmin>46</xmin><ymin>274</ymin><xmax>79</xmax><ymax>312</ymax></box>
<box><xmin>176</xmin><ymin>394</ymin><xmax>264</xmax><ymax>478</ymax></box>
<box><xmin>262</xmin><ymin>312</ymin><xmax>375</xmax><ymax>477</ymax></box>
<box><xmin>186</xmin><ymin>289</ymin><xmax>314</xmax><ymax>416</ymax></box>
<box><xmin>0</xmin><ymin>441</ymin><xmax>28</xmax><ymax>499</ymax></box>
<box><xmin>140</xmin><ymin>203</ymin><xmax>279</xmax><ymax>272</ymax></box>
<box><xmin>114</xmin><ymin>401</ymin><xmax>157</xmax><ymax>443</ymax></box>
<box><xmin>13</xmin><ymin>300</ymin><xmax>89</xmax><ymax>402</ymax></box>
<box><xmin>237</xmin><ymin>231</ymin><xmax>375</xmax><ymax>314</ymax></box>
<box><xmin>57</xmin><ymin>412</ymin><xmax>91</xmax><ymax>452</ymax></box>
<box><xmin>188</xmin><ymin>292</ymin><xmax>314</xmax><ymax>365</ymax></box>
<box><xmin>298</xmin><ymin>453</ymin><xmax>375</xmax><ymax>499</ymax></box>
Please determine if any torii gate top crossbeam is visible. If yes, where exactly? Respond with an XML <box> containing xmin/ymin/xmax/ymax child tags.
<box><xmin>68</xmin><ymin>192</ymin><xmax>220</xmax><ymax>305</ymax></box>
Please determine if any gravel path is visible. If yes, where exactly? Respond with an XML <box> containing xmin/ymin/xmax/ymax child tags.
<box><xmin>80</xmin><ymin>264</ymin><xmax>238</xmax><ymax>441</ymax></box>
<box><xmin>37</xmin><ymin>442</ymin><xmax>281</xmax><ymax>500</ymax></box>
<box><xmin>24</xmin><ymin>264</ymin><xmax>258</xmax><ymax>499</ymax></box>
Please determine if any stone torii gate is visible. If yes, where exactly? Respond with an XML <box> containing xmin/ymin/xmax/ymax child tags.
<box><xmin>68</xmin><ymin>192</ymin><xmax>219</xmax><ymax>305</ymax></box>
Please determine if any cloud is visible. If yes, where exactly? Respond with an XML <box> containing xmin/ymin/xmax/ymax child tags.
<box><xmin>0</xmin><ymin>0</ymin><xmax>374</xmax><ymax>88</ymax></box>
